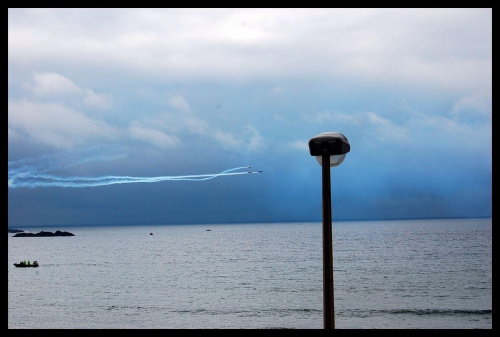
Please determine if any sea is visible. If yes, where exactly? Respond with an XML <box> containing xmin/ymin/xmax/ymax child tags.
<box><xmin>8</xmin><ymin>218</ymin><xmax>492</xmax><ymax>329</ymax></box>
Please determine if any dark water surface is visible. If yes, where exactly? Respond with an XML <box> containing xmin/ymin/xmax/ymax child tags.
<box><xmin>8</xmin><ymin>218</ymin><xmax>491</xmax><ymax>329</ymax></box>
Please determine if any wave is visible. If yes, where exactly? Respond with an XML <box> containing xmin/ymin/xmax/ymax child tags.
<box><xmin>343</xmin><ymin>308</ymin><xmax>491</xmax><ymax>317</ymax></box>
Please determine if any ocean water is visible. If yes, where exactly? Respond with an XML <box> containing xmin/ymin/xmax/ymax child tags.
<box><xmin>8</xmin><ymin>218</ymin><xmax>492</xmax><ymax>329</ymax></box>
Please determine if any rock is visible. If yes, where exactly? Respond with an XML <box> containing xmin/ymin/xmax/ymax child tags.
<box><xmin>13</xmin><ymin>230</ymin><xmax>75</xmax><ymax>237</ymax></box>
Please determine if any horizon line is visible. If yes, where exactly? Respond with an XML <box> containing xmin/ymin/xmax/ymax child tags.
<box><xmin>8</xmin><ymin>215</ymin><xmax>492</xmax><ymax>229</ymax></box>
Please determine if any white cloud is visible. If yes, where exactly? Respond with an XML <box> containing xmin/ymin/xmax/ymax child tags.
<box><xmin>128</xmin><ymin>123</ymin><xmax>180</xmax><ymax>149</ymax></box>
<box><xmin>289</xmin><ymin>140</ymin><xmax>309</xmax><ymax>152</ymax></box>
<box><xmin>214</xmin><ymin>130</ymin><xmax>242</xmax><ymax>150</ymax></box>
<box><xmin>8</xmin><ymin>8</ymin><xmax>491</xmax><ymax>93</ymax></box>
<box><xmin>246</xmin><ymin>125</ymin><xmax>267</xmax><ymax>152</ymax></box>
<box><xmin>451</xmin><ymin>93</ymin><xmax>492</xmax><ymax>120</ymax></box>
<box><xmin>24</xmin><ymin>72</ymin><xmax>82</xmax><ymax>96</ymax></box>
<box><xmin>21</xmin><ymin>72</ymin><xmax>112</xmax><ymax>110</ymax></box>
<box><xmin>158</xmin><ymin>96</ymin><xmax>265</xmax><ymax>152</ymax></box>
<box><xmin>304</xmin><ymin>109</ymin><xmax>409</xmax><ymax>143</ymax></box>
<box><xmin>213</xmin><ymin>126</ymin><xmax>267</xmax><ymax>152</ymax></box>
<box><xmin>182</xmin><ymin>116</ymin><xmax>210</xmax><ymax>136</ymax></box>
<box><xmin>83</xmin><ymin>89</ymin><xmax>111</xmax><ymax>109</ymax></box>
<box><xmin>366</xmin><ymin>111</ymin><xmax>391</xmax><ymax>126</ymax></box>
<box><xmin>366</xmin><ymin>111</ymin><xmax>408</xmax><ymax>142</ymax></box>
<box><xmin>305</xmin><ymin>110</ymin><xmax>360</xmax><ymax>124</ymax></box>
<box><xmin>167</xmin><ymin>94</ymin><xmax>191</xmax><ymax>112</ymax></box>
<box><xmin>155</xmin><ymin>98</ymin><xmax>209</xmax><ymax>136</ymax></box>
<box><xmin>8</xmin><ymin>100</ymin><xmax>118</xmax><ymax>149</ymax></box>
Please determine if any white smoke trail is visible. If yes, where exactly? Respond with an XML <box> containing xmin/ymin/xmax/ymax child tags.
<box><xmin>8</xmin><ymin>166</ymin><xmax>261</xmax><ymax>188</ymax></box>
<box><xmin>8</xmin><ymin>146</ymin><xmax>261</xmax><ymax>189</ymax></box>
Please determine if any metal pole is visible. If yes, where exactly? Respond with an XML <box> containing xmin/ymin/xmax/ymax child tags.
<box><xmin>321</xmin><ymin>154</ymin><xmax>335</xmax><ymax>329</ymax></box>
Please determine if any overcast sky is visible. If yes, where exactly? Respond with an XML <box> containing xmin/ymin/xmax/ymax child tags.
<box><xmin>8</xmin><ymin>8</ymin><xmax>492</xmax><ymax>227</ymax></box>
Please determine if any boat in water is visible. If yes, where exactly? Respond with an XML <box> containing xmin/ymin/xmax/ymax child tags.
<box><xmin>14</xmin><ymin>261</ymin><xmax>39</xmax><ymax>268</ymax></box>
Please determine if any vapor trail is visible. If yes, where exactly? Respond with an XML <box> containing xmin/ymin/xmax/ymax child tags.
<box><xmin>8</xmin><ymin>166</ymin><xmax>262</xmax><ymax>189</ymax></box>
<box><xmin>9</xmin><ymin>145</ymin><xmax>261</xmax><ymax>188</ymax></box>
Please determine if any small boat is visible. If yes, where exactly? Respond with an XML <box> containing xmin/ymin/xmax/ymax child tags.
<box><xmin>14</xmin><ymin>261</ymin><xmax>39</xmax><ymax>268</ymax></box>
<box><xmin>150</xmin><ymin>232</ymin><xmax>153</xmax><ymax>235</ymax></box>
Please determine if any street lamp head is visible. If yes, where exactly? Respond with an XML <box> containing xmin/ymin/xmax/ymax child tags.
<box><xmin>309</xmin><ymin>132</ymin><xmax>350</xmax><ymax>167</ymax></box>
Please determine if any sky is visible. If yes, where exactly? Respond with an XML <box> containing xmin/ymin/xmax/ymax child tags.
<box><xmin>7</xmin><ymin>8</ymin><xmax>492</xmax><ymax>227</ymax></box>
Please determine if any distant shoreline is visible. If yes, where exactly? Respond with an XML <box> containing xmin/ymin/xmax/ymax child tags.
<box><xmin>8</xmin><ymin>216</ymin><xmax>492</xmax><ymax>229</ymax></box>
<box><xmin>12</xmin><ymin>230</ymin><xmax>75</xmax><ymax>237</ymax></box>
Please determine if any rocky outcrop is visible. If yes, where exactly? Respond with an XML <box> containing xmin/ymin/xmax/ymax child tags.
<box><xmin>13</xmin><ymin>230</ymin><xmax>75</xmax><ymax>237</ymax></box>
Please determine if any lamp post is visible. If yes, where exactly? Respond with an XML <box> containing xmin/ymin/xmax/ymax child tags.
<box><xmin>308</xmin><ymin>132</ymin><xmax>350</xmax><ymax>330</ymax></box>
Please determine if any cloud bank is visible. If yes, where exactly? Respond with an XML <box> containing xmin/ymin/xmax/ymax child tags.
<box><xmin>8</xmin><ymin>8</ymin><xmax>492</xmax><ymax>226</ymax></box>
